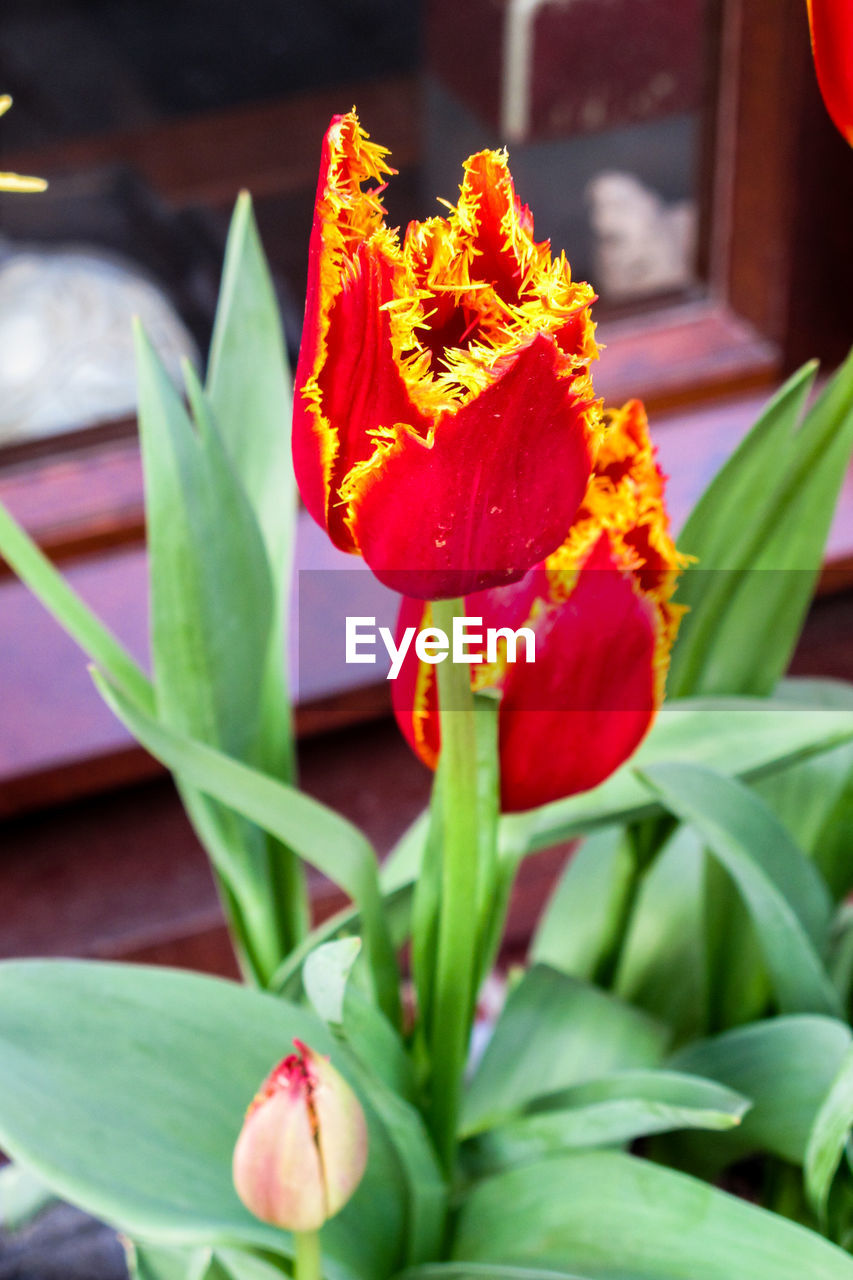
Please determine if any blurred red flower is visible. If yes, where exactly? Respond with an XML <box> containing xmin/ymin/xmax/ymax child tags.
<box><xmin>807</xmin><ymin>0</ymin><xmax>853</xmax><ymax>145</ymax></box>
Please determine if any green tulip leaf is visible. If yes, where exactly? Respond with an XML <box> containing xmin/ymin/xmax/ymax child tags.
<box><xmin>462</xmin><ymin>966</ymin><xmax>668</xmax><ymax>1136</ymax></box>
<box><xmin>754</xmin><ymin>679</ymin><xmax>853</xmax><ymax>902</ymax></box>
<box><xmin>670</xmin><ymin>349</ymin><xmax>853</xmax><ymax>697</ymax></box>
<box><xmin>205</xmin><ymin>192</ymin><xmax>300</xmax><ymax>811</ymax></box>
<box><xmin>303</xmin><ymin>938</ymin><xmax>363</xmax><ymax>1026</ymax></box>
<box><xmin>0</xmin><ymin>498</ymin><xmax>153</xmax><ymax>711</ymax></box>
<box><xmin>206</xmin><ymin>192</ymin><xmax>295</xmax><ymax>599</ymax></box>
<box><xmin>92</xmin><ymin>672</ymin><xmax>399</xmax><ymax>1024</ymax></box>
<box><xmin>500</xmin><ymin>691</ymin><xmax>853</xmax><ymax>860</ymax></box>
<box><xmin>127</xmin><ymin>1241</ymin><xmax>201</xmax><ymax>1280</ymax></box>
<box><xmin>199</xmin><ymin>1249</ymin><xmax>290</xmax><ymax>1280</ymax></box>
<box><xmin>464</xmin><ymin>1070</ymin><xmax>749</xmax><ymax>1177</ymax></box>
<box><xmin>452</xmin><ymin>1151</ymin><xmax>853</xmax><ymax>1279</ymax></box>
<box><xmin>135</xmin><ymin>323</ymin><xmax>274</xmax><ymax>774</ymax></box>
<box><xmin>0</xmin><ymin>1160</ymin><xmax>56</xmax><ymax>1231</ymax></box>
<box><xmin>128</xmin><ymin>1244</ymin><xmax>288</xmax><ymax>1280</ymax></box>
<box><xmin>614</xmin><ymin>825</ymin><xmax>710</xmax><ymax>1041</ymax></box>
<box><xmin>639</xmin><ymin>761</ymin><xmax>840</xmax><ymax>1017</ymax></box>
<box><xmin>805</xmin><ymin>1045</ymin><xmax>853</xmax><ymax>1221</ymax></box>
<box><xmin>0</xmin><ymin>960</ymin><xmax>405</xmax><ymax>1280</ymax></box>
<box><xmin>670</xmin><ymin>1015</ymin><xmax>852</xmax><ymax>1173</ymax></box>
<box><xmin>530</xmin><ymin>827</ymin><xmax>637</xmax><ymax>981</ymax></box>
<box><xmin>341</xmin><ymin>1053</ymin><xmax>446</xmax><ymax>1268</ymax></box>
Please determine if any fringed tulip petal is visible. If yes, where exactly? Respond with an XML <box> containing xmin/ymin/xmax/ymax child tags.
<box><xmin>293</xmin><ymin>110</ymin><xmax>601</xmax><ymax>597</ymax></box>
<box><xmin>347</xmin><ymin>333</ymin><xmax>596</xmax><ymax>598</ymax></box>
<box><xmin>301</xmin><ymin>239</ymin><xmax>432</xmax><ymax>552</ymax></box>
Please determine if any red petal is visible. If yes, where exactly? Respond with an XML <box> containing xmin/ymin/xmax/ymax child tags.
<box><xmin>294</xmin><ymin>117</ymin><xmax>361</xmax><ymax>537</ymax></box>
<box><xmin>295</xmin><ymin>241</ymin><xmax>431</xmax><ymax>552</ymax></box>
<box><xmin>293</xmin><ymin>114</ymin><xmax>420</xmax><ymax>552</ymax></box>
<box><xmin>348</xmin><ymin>334</ymin><xmax>595</xmax><ymax>598</ymax></box>
<box><xmin>459</xmin><ymin>152</ymin><xmax>533</xmax><ymax>307</ymax></box>
<box><xmin>808</xmin><ymin>0</ymin><xmax>853</xmax><ymax>145</ymax></box>
<box><xmin>390</xmin><ymin>537</ymin><xmax>660</xmax><ymax>810</ymax></box>
<box><xmin>497</xmin><ymin>537</ymin><xmax>659</xmax><ymax>811</ymax></box>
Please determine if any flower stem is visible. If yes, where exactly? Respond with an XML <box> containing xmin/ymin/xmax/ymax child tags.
<box><xmin>428</xmin><ymin>597</ymin><xmax>481</xmax><ymax>1173</ymax></box>
<box><xmin>294</xmin><ymin>1229</ymin><xmax>322</xmax><ymax>1280</ymax></box>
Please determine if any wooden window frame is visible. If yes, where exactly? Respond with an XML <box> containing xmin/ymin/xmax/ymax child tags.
<box><xmin>1</xmin><ymin>0</ymin><xmax>852</xmax><ymax>816</ymax></box>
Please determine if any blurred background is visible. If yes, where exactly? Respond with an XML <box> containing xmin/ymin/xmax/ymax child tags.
<box><xmin>0</xmin><ymin>0</ymin><xmax>712</xmax><ymax>450</ymax></box>
<box><xmin>0</xmin><ymin>0</ymin><xmax>852</xmax><ymax>981</ymax></box>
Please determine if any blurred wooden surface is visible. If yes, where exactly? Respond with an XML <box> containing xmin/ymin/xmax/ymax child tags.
<box><xmin>1</xmin><ymin>76</ymin><xmax>420</xmax><ymax>212</ymax></box>
<box><xmin>0</xmin><ymin>714</ymin><xmax>570</xmax><ymax>976</ymax></box>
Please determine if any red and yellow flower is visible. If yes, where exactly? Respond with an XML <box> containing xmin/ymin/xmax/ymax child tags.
<box><xmin>806</xmin><ymin>0</ymin><xmax>853</xmax><ymax>145</ymax></box>
<box><xmin>392</xmin><ymin>401</ymin><xmax>685</xmax><ymax>811</ymax></box>
<box><xmin>293</xmin><ymin>110</ymin><xmax>601</xmax><ymax>599</ymax></box>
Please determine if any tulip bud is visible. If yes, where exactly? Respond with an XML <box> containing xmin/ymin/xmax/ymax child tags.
<box><xmin>233</xmin><ymin>1040</ymin><xmax>368</xmax><ymax>1232</ymax></box>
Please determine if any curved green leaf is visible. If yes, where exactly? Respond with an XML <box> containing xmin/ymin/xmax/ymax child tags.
<box><xmin>806</xmin><ymin>1045</ymin><xmax>853</xmax><ymax>1220</ymax></box>
<box><xmin>343</xmin><ymin>1054</ymin><xmax>446</xmax><ymax>1267</ymax></box>
<box><xmin>0</xmin><ymin>499</ymin><xmax>153</xmax><ymax>711</ymax></box>
<box><xmin>136</xmin><ymin>325</ymin><xmax>274</xmax><ymax>762</ymax></box>
<box><xmin>128</xmin><ymin>1244</ymin><xmax>291</xmax><ymax>1280</ymax></box>
<box><xmin>93</xmin><ymin>673</ymin><xmax>399</xmax><ymax>1023</ymax></box>
<box><xmin>670</xmin><ymin>350</ymin><xmax>853</xmax><ymax>697</ymax></box>
<box><xmin>0</xmin><ymin>1161</ymin><xmax>56</xmax><ymax>1230</ymax></box>
<box><xmin>530</xmin><ymin>828</ymin><xmax>636</xmax><ymax>980</ymax></box>
<box><xmin>452</xmin><ymin>1151</ymin><xmax>853</xmax><ymax>1279</ymax></box>
<box><xmin>206</xmin><ymin>192</ymin><xmax>294</xmax><ymax>587</ymax></box>
<box><xmin>136</xmin><ymin>323</ymin><xmax>296</xmax><ymax>980</ymax></box>
<box><xmin>204</xmin><ymin>192</ymin><xmax>300</xmax><ymax>798</ymax></box>
<box><xmin>464</xmin><ymin>1070</ymin><xmax>749</xmax><ymax>1176</ymax></box>
<box><xmin>500</xmin><ymin>695</ymin><xmax>853</xmax><ymax>859</ymax></box>
<box><xmin>670</xmin><ymin>1016</ymin><xmax>852</xmax><ymax>1171</ymax></box>
<box><xmin>0</xmin><ymin>960</ymin><xmax>404</xmax><ymax>1280</ymax></box>
<box><xmin>756</xmin><ymin>680</ymin><xmax>853</xmax><ymax>901</ymax></box>
<box><xmin>614</xmin><ymin>825</ymin><xmax>710</xmax><ymax>1041</ymax></box>
<box><xmin>303</xmin><ymin>938</ymin><xmax>363</xmax><ymax>1026</ymax></box>
<box><xmin>462</xmin><ymin>966</ymin><xmax>668</xmax><ymax>1136</ymax></box>
<box><xmin>675</xmin><ymin>362</ymin><xmax>817</xmax><ymax>571</ymax></box>
<box><xmin>639</xmin><ymin>762</ymin><xmax>840</xmax><ymax>1016</ymax></box>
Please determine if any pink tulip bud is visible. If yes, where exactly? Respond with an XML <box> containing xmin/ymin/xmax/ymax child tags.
<box><xmin>233</xmin><ymin>1040</ymin><xmax>368</xmax><ymax>1232</ymax></box>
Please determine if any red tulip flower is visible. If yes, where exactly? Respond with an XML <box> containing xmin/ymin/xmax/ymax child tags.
<box><xmin>391</xmin><ymin>401</ymin><xmax>685</xmax><ymax>811</ymax></box>
<box><xmin>807</xmin><ymin>0</ymin><xmax>853</xmax><ymax>145</ymax></box>
<box><xmin>293</xmin><ymin>110</ymin><xmax>601</xmax><ymax>599</ymax></box>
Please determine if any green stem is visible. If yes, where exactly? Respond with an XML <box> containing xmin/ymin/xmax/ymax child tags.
<box><xmin>294</xmin><ymin>1229</ymin><xmax>322</xmax><ymax>1280</ymax></box>
<box><xmin>428</xmin><ymin>597</ymin><xmax>481</xmax><ymax>1172</ymax></box>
